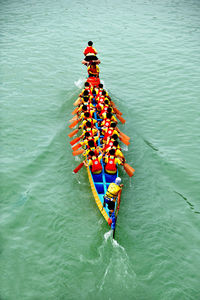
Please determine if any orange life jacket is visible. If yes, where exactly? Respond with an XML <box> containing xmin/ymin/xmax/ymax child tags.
<box><xmin>105</xmin><ymin>156</ymin><xmax>117</xmax><ymax>172</ymax></box>
<box><xmin>103</xmin><ymin>128</ymin><xmax>114</xmax><ymax>140</ymax></box>
<box><xmin>96</xmin><ymin>89</ymin><xmax>103</xmax><ymax>97</ymax></box>
<box><xmin>104</xmin><ymin>140</ymin><xmax>114</xmax><ymax>151</ymax></box>
<box><xmin>99</xmin><ymin>105</ymin><xmax>109</xmax><ymax>116</ymax></box>
<box><xmin>91</xmin><ymin>158</ymin><xmax>102</xmax><ymax>173</ymax></box>
<box><xmin>103</xmin><ymin>118</ymin><xmax>111</xmax><ymax>128</ymax></box>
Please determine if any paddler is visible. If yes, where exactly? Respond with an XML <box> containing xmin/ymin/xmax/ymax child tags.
<box><xmin>101</xmin><ymin>123</ymin><xmax>119</xmax><ymax>143</ymax></box>
<box><xmin>83</xmin><ymin>151</ymin><xmax>103</xmax><ymax>174</ymax></box>
<box><xmin>100</xmin><ymin>113</ymin><xmax>118</xmax><ymax>129</ymax></box>
<box><xmin>103</xmin><ymin>177</ymin><xmax>123</xmax><ymax>214</ymax></box>
<box><xmin>78</xmin><ymin>118</ymin><xmax>97</xmax><ymax>130</ymax></box>
<box><xmin>82</xmin><ymin>41</ymin><xmax>101</xmax><ymax>66</ymax></box>
<box><xmin>79</xmin><ymin>82</ymin><xmax>93</xmax><ymax>97</ymax></box>
<box><xmin>80</xmin><ymin>132</ymin><xmax>100</xmax><ymax>148</ymax></box>
<box><xmin>104</xmin><ymin>148</ymin><xmax>124</xmax><ymax>174</ymax></box>
<box><xmin>78</xmin><ymin>105</ymin><xmax>95</xmax><ymax>118</ymax></box>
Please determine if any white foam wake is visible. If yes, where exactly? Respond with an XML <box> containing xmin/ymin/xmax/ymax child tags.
<box><xmin>74</xmin><ymin>78</ymin><xmax>85</xmax><ymax>89</ymax></box>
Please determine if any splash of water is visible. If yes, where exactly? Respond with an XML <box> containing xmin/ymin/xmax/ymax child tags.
<box><xmin>74</xmin><ymin>78</ymin><xmax>85</xmax><ymax>89</ymax></box>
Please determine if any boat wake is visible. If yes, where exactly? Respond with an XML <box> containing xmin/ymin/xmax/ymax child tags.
<box><xmin>97</xmin><ymin>231</ymin><xmax>136</xmax><ymax>292</ymax></box>
<box><xmin>74</xmin><ymin>78</ymin><xmax>86</xmax><ymax>89</ymax></box>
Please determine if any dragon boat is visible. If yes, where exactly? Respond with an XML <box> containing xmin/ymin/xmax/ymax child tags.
<box><xmin>68</xmin><ymin>60</ymin><xmax>134</xmax><ymax>238</ymax></box>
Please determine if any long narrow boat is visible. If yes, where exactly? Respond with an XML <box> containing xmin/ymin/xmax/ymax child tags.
<box><xmin>69</xmin><ymin>60</ymin><xmax>134</xmax><ymax>237</ymax></box>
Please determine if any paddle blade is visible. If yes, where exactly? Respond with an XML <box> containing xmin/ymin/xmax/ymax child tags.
<box><xmin>69</xmin><ymin>115</ymin><xmax>78</xmax><ymax>123</ymax></box>
<box><xmin>68</xmin><ymin>129</ymin><xmax>79</xmax><ymax>138</ymax></box>
<box><xmin>117</xmin><ymin>114</ymin><xmax>126</xmax><ymax>124</ymax></box>
<box><xmin>69</xmin><ymin>119</ymin><xmax>79</xmax><ymax>129</ymax></box>
<box><xmin>123</xmin><ymin>163</ymin><xmax>135</xmax><ymax>177</ymax></box>
<box><xmin>72</xmin><ymin>107</ymin><xmax>79</xmax><ymax>115</ymax></box>
<box><xmin>119</xmin><ymin>136</ymin><xmax>130</xmax><ymax>146</ymax></box>
<box><xmin>72</xmin><ymin>149</ymin><xmax>84</xmax><ymax>156</ymax></box>
<box><xmin>70</xmin><ymin>136</ymin><xmax>81</xmax><ymax>145</ymax></box>
<box><xmin>119</xmin><ymin>131</ymin><xmax>130</xmax><ymax>141</ymax></box>
<box><xmin>74</xmin><ymin>97</ymin><xmax>81</xmax><ymax>106</ymax></box>
<box><xmin>113</xmin><ymin>107</ymin><xmax>122</xmax><ymax>116</ymax></box>
<box><xmin>73</xmin><ymin>162</ymin><xmax>84</xmax><ymax>174</ymax></box>
<box><xmin>110</xmin><ymin>101</ymin><xmax>116</xmax><ymax>107</ymax></box>
<box><xmin>72</xmin><ymin>143</ymin><xmax>82</xmax><ymax>151</ymax></box>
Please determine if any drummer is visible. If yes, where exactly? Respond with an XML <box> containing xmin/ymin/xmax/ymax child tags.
<box><xmin>82</xmin><ymin>41</ymin><xmax>101</xmax><ymax>66</ymax></box>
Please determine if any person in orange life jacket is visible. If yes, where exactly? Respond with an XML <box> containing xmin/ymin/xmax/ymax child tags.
<box><xmin>105</xmin><ymin>142</ymin><xmax>125</xmax><ymax>163</ymax></box>
<box><xmin>79</xmin><ymin>96</ymin><xmax>93</xmax><ymax>107</ymax></box>
<box><xmin>83</xmin><ymin>150</ymin><xmax>103</xmax><ymax>174</ymax></box>
<box><xmin>101</xmin><ymin>123</ymin><xmax>119</xmax><ymax>143</ymax></box>
<box><xmin>81</xmin><ymin>127</ymin><xmax>98</xmax><ymax>140</ymax></box>
<box><xmin>83</xmin><ymin>140</ymin><xmax>101</xmax><ymax>157</ymax></box>
<box><xmin>103</xmin><ymin>135</ymin><xmax>120</xmax><ymax>152</ymax></box>
<box><xmin>79</xmin><ymin>82</ymin><xmax>93</xmax><ymax>97</ymax></box>
<box><xmin>101</xmin><ymin>113</ymin><xmax>118</xmax><ymax>129</ymax></box>
<box><xmin>81</xmin><ymin>120</ymin><xmax>95</xmax><ymax>131</ymax></box>
<box><xmin>99</xmin><ymin>106</ymin><xmax>114</xmax><ymax>119</ymax></box>
<box><xmin>80</xmin><ymin>90</ymin><xmax>93</xmax><ymax>102</ymax></box>
<box><xmin>96</xmin><ymin>83</ymin><xmax>104</xmax><ymax>98</ymax></box>
<box><xmin>96</xmin><ymin>97</ymin><xmax>106</xmax><ymax>112</ymax></box>
<box><xmin>78</xmin><ymin>118</ymin><xmax>97</xmax><ymax>130</ymax></box>
<box><xmin>103</xmin><ymin>177</ymin><xmax>123</xmax><ymax>213</ymax></box>
<box><xmin>80</xmin><ymin>111</ymin><xmax>95</xmax><ymax>121</ymax></box>
<box><xmin>104</xmin><ymin>149</ymin><xmax>123</xmax><ymax>174</ymax></box>
<box><xmin>95</xmin><ymin>89</ymin><xmax>106</xmax><ymax>103</ymax></box>
<box><xmin>88</xmin><ymin>62</ymin><xmax>100</xmax><ymax>78</ymax></box>
<box><xmin>80</xmin><ymin>131</ymin><xmax>99</xmax><ymax>147</ymax></box>
<box><xmin>77</xmin><ymin>103</ymin><xmax>95</xmax><ymax>116</ymax></box>
<box><xmin>82</xmin><ymin>41</ymin><xmax>101</xmax><ymax>66</ymax></box>
<box><xmin>96</xmin><ymin>89</ymin><xmax>111</xmax><ymax>101</ymax></box>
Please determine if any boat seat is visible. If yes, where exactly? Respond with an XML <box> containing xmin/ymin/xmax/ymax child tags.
<box><xmin>92</xmin><ymin>173</ymin><xmax>103</xmax><ymax>182</ymax></box>
<box><xmin>104</xmin><ymin>173</ymin><xmax>117</xmax><ymax>183</ymax></box>
<box><xmin>95</xmin><ymin>183</ymin><xmax>105</xmax><ymax>194</ymax></box>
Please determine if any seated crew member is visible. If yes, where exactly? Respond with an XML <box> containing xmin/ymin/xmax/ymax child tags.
<box><xmin>82</xmin><ymin>41</ymin><xmax>101</xmax><ymax>66</ymax></box>
<box><xmin>96</xmin><ymin>96</ymin><xmax>106</xmax><ymax>111</ymax></box>
<box><xmin>80</xmin><ymin>110</ymin><xmax>95</xmax><ymax>121</ymax></box>
<box><xmin>81</xmin><ymin>127</ymin><xmax>98</xmax><ymax>140</ymax></box>
<box><xmin>99</xmin><ymin>106</ymin><xmax>113</xmax><ymax>118</ymax></box>
<box><xmin>83</xmin><ymin>151</ymin><xmax>103</xmax><ymax>174</ymax></box>
<box><xmin>79</xmin><ymin>95</ymin><xmax>93</xmax><ymax>106</ymax></box>
<box><xmin>78</xmin><ymin>105</ymin><xmax>95</xmax><ymax>118</ymax></box>
<box><xmin>103</xmin><ymin>177</ymin><xmax>123</xmax><ymax>214</ymax></box>
<box><xmin>96</xmin><ymin>83</ymin><xmax>104</xmax><ymax>97</ymax></box>
<box><xmin>101</xmin><ymin>123</ymin><xmax>119</xmax><ymax>143</ymax></box>
<box><xmin>78</xmin><ymin>118</ymin><xmax>97</xmax><ymax>130</ymax></box>
<box><xmin>83</xmin><ymin>140</ymin><xmax>101</xmax><ymax>157</ymax></box>
<box><xmin>104</xmin><ymin>149</ymin><xmax>123</xmax><ymax>174</ymax></box>
<box><xmin>80</xmin><ymin>132</ymin><xmax>99</xmax><ymax>148</ymax></box>
<box><xmin>96</xmin><ymin>89</ymin><xmax>111</xmax><ymax>101</ymax></box>
<box><xmin>101</xmin><ymin>113</ymin><xmax>118</xmax><ymax>129</ymax></box>
<box><xmin>103</xmin><ymin>135</ymin><xmax>120</xmax><ymax>151</ymax></box>
<box><xmin>79</xmin><ymin>82</ymin><xmax>93</xmax><ymax>97</ymax></box>
<box><xmin>96</xmin><ymin>89</ymin><xmax>106</xmax><ymax>102</ymax></box>
<box><xmin>105</xmin><ymin>143</ymin><xmax>125</xmax><ymax>163</ymax></box>
<box><xmin>87</xmin><ymin>62</ymin><xmax>100</xmax><ymax>78</ymax></box>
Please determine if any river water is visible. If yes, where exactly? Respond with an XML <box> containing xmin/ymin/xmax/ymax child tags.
<box><xmin>1</xmin><ymin>0</ymin><xmax>200</xmax><ymax>299</ymax></box>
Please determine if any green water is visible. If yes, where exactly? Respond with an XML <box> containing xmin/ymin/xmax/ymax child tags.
<box><xmin>1</xmin><ymin>0</ymin><xmax>200</xmax><ymax>299</ymax></box>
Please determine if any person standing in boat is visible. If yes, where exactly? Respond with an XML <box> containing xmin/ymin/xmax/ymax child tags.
<box><xmin>103</xmin><ymin>177</ymin><xmax>123</xmax><ymax>214</ymax></box>
<box><xmin>82</xmin><ymin>41</ymin><xmax>101</xmax><ymax>66</ymax></box>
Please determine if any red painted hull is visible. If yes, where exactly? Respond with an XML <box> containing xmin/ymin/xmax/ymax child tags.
<box><xmin>86</xmin><ymin>77</ymin><xmax>100</xmax><ymax>87</ymax></box>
